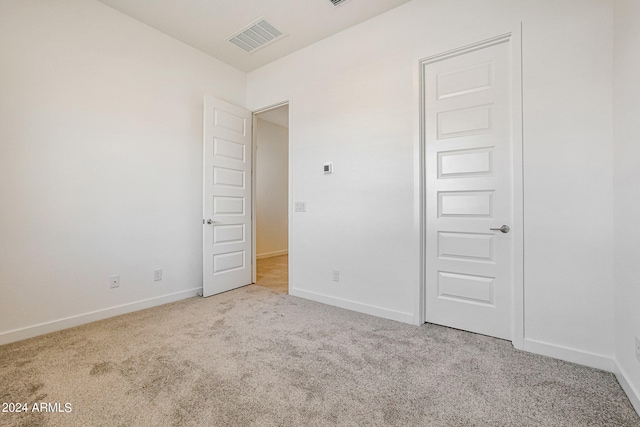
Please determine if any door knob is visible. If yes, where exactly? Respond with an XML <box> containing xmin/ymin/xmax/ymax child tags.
<box><xmin>490</xmin><ymin>225</ymin><xmax>510</xmax><ymax>233</ymax></box>
<box><xmin>206</xmin><ymin>219</ymin><xmax>216</xmax><ymax>225</ymax></box>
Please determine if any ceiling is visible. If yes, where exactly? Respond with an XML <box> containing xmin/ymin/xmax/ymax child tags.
<box><xmin>96</xmin><ymin>0</ymin><xmax>412</xmax><ymax>72</ymax></box>
<box><xmin>257</xmin><ymin>104</ymin><xmax>289</xmax><ymax>128</ymax></box>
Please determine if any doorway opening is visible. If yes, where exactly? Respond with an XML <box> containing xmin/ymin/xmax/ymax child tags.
<box><xmin>253</xmin><ymin>103</ymin><xmax>290</xmax><ymax>294</ymax></box>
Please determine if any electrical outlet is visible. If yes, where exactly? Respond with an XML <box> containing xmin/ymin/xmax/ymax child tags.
<box><xmin>635</xmin><ymin>336</ymin><xmax>640</xmax><ymax>362</ymax></box>
<box><xmin>154</xmin><ymin>269</ymin><xmax>162</xmax><ymax>281</ymax></box>
<box><xmin>332</xmin><ymin>270</ymin><xmax>340</xmax><ymax>282</ymax></box>
<box><xmin>109</xmin><ymin>275</ymin><xmax>120</xmax><ymax>289</ymax></box>
<box><xmin>294</xmin><ymin>201</ymin><xmax>306</xmax><ymax>212</ymax></box>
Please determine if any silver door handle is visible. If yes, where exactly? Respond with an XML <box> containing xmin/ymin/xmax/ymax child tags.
<box><xmin>206</xmin><ymin>219</ymin><xmax>217</xmax><ymax>225</ymax></box>
<box><xmin>490</xmin><ymin>225</ymin><xmax>510</xmax><ymax>233</ymax></box>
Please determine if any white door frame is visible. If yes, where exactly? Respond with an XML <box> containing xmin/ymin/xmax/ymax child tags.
<box><xmin>251</xmin><ymin>101</ymin><xmax>292</xmax><ymax>286</ymax></box>
<box><xmin>417</xmin><ymin>26</ymin><xmax>524</xmax><ymax>349</ymax></box>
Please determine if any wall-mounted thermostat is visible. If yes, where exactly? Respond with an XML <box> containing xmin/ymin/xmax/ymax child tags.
<box><xmin>323</xmin><ymin>163</ymin><xmax>333</xmax><ymax>174</ymax></box>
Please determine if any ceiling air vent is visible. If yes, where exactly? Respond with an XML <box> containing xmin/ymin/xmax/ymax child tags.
<box><xmin>228</xmin><ymin>18</ymin><xmax>284</xmax><ymax>54</ymax></box>
<box><xmin>330</xmin><ymin>0</ymin><xmax>350</xmax><ymax>5</ymax></box>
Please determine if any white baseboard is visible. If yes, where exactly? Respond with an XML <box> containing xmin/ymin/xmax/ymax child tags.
<box><xmin>0</xmin><ymin>288</ymin><xmax>202</xmax><ymax>346</ymax></box>
<box><xmin>289</xmin><ymin>288</ymin><xmax>414</xmax><ymax>324</ymax></box>
<box><xmin>256</xmin><ymin>250</ymin><xmax>288</xmax><ymax>260</ymax></box>
<box><xmin>523</xmin><ymin>338</ymin><xmax>615</xmax><ymax>372</ymax></box>
<box><xmin>613</xmin><ymin>360</ymin><xmax>640</xmax><ymax>416</ymax></box>
<box><xmin>513</xmin><ymin>338</ymin><xmax>640</xmax><ymax>417</ymax></box>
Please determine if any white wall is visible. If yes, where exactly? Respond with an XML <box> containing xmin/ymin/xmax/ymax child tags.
<box><xmin>613</xmin><ymin>0</ymin><xmax>640</xmax><ymax>412</ymax></box>
<box><xmin>247</xmin><ymin>0</ymin><xmax>616</xmax><ymax>362</ymax></box>
<box><xmin>255</xmin><ymin>118</ymin><xmax>289</xmax><ymax>258</ymax></box>
<box><xmin>0</xmin><ymin>0</ymin><xmax>246</xmax><ymax>344</ymax></box>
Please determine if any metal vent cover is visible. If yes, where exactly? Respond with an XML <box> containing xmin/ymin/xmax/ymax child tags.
<box><xmin>330</xmin><ymin>0</ymin><xmax>350</xmax><ymax>5</ymax></box>
<box><xmin>228</xmin><ymin>18</ymin><xmax>284</xmax><ymax>54</ymax></box>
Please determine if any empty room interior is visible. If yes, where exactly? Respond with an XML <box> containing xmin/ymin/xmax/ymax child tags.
<box><xmin>1</xmin><ymin>0</ymin><xmax>640</xmax><ymax>425</ymax></box>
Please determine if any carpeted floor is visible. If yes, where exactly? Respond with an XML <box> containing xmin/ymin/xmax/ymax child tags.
<box><xmin>1</xmin><ymin>286</ymin><xmax>638</xmax><ymax>427</ymax></box>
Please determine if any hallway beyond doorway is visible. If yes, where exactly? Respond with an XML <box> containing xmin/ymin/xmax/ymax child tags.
<box><xmin>255</xmin><ymin>255</ymin><xmax>288</xmax><ymax>294</ymax></box>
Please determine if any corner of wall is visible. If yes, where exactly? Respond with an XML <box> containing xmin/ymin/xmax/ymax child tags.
<box><xmin>614</xmin><ymin>360</ymin><xmax>640</xmax><ymax>415</ymax></box>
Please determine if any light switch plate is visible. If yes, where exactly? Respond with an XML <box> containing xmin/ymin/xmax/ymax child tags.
<box><xmin>294</xmin><ymin>202</ymin><xmax>306</xmax><ymax>212</ymax></box>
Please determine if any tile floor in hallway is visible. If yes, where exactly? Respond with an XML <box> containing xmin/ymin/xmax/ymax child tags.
<box><xmin>255</xmin><ymin>254</ymin><xmax>288</xmax><ymax>294</ymax></box>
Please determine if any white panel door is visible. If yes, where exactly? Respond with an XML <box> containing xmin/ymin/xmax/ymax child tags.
<box><xmin>424</xmin><ymin>37</ymin><xmax>514</xmax><ymax>340</ymax></box>
<box><xmin>203</xmin><ymin>95</ymin><xmax>252</xmax><ymax>297</ymax></box>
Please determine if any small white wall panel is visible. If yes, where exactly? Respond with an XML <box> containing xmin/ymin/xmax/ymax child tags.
<box><xmin>437</xmin><ymin>63</ymin><xmax>492</xmax><ymax>99</ymax></box>
<box><xmin>437</xmin><ymin>105</ymin><xmax>493</xmax><ymax>139</ymax></box>
<box><xmin>438</xmin><ymin>271</ymin><xmax>494</xmax><ymax>305</ymax></box>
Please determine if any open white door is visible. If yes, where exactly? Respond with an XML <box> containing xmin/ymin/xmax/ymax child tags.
<box><xmin>423</xmin><ymin>34</ymin><xmax>519</xmax><ymax>340</ymax></box>
<box><xmin>203</xmin><ymin>95</ymin><xmax>252</xmax><ymax>297</ymax></box>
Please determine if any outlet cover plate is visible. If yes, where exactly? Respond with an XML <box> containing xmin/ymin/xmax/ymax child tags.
<box><xmin>110</xmin><ymin>275</ymin><xmax>120</xmax><ymax>289</ymax></box>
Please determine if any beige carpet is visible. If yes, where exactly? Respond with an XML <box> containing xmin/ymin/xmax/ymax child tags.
<box><xmin>1</xmin><ymin>286</ymin><xmax>638</xmax><ymax>427</ymax></box>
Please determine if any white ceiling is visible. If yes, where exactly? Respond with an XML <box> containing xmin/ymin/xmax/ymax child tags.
<box><xmin>257</xmin><ymin>104</ymin><xmax>289</xmax><ymax>128</ymax></box>
<box><xmin>96</xmin><ymin>0</ymin><xmax>412</xmax><ymax>72</ymax></box>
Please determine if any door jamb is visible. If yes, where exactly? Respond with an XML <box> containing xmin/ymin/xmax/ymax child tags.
<box><xmin>418</xmin><ymin>26</ymin><xmax>524</xmax><ymax>349</ymax></box>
